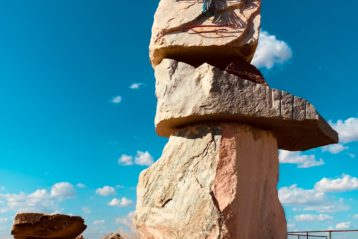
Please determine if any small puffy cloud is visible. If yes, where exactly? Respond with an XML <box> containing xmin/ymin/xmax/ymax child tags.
<box><xmin>295</xmin><ymin>214</ymin><xmax>333</xmax><ymax>222</ymax></box>
<box><xmin>111</xmin><ymin>95</ymin><xmax>122</xmax><ymax>104</ymax></box>
<box><xmin>96</xmin><ymin>186</ymin><xmax>116</xmax><ymax>196</ymax></box>
<box><xmin>279</xmin><ymin>185</ymin><xmax>324</xmax><ymax>205</ymax></box>
<box><xmin>93</xmin><ymin>219</ymin><xmax>106</xmax><ymax>225</ymax></box>
<box><xmin>129</xmin><ymin>83</ymin><xmax>143</xmax><ymax>90</ymax></box>
<box><xmin>50</xmin><ymin>182</ymin><xmax>75</xmax><ymax>199</ymax></box>
<box><xmin>314</xmin><ymin>175</ymin><xmax>358</xmax><ymax>193</ymax></box>
<box><xmin>0</xmin><ymin>218</ymin><xmax>8</xmax><ymax>223</ymax></box>
<box><xmin>82</xmin><ymin>207</ymin><xmax>91</xmax><ymax>214</ymax></box>
<box><xmin>135</xmin><ymin>151</ymin><xmax>154</xmax><ymax>166</ymax></box>
<box><xmin>76</xmin><ymin>183</ymin><xmax>86</xmax><ymax>189</ymax></box>
<box><xmin>108</xmin><ymin>197</ymin><xmax>133</xmax><ymax>207</ymax></box>
<box><xmin>321</xmin><ymin>144</ymin><xmax>348</xmax><ymax>154</ymax></box>
<box><xmin>119</xmin><ymin>154</ymin><xmax>133</xmax><ymax>166</ymax></box>
<box><xmin>336</xmin><ymin>221</ymin><xmax>350</xmax><ymax>229</ymax></box>
<box><xmin>301</xmin><ymin>202</ymin><xmax>349</xmax><ymax>213</ymax></box>
<box><xmin>330</xmin><ymin>118</ymin><xmax>358</xmax><ymax>143</ymax></box>
<box><xmin>279</xmin><ymin>150</ymin><xmax>324</xmax><ymax>168</ymax></box>
<box><xmin>252</xmin><ymin>31</ymin><xmax>292</xmax><ymax>69</ymax></box>
<box><xmin>348</xmin><ymin>153</ymin><xmax>356</xmax><ymax>159</ymax></box>
<box><xmin>119</xmin><ymin>151</ymin><xmax>154</xmax><ymax>167</ymax></box>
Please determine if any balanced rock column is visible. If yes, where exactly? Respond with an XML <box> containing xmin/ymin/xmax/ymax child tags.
<box><xmin>134</xmin><ymin>0</ymin><xmax>338</xmax><ymax>238</ymax></box>
<box><xmin>135</xmin><ymin>124</ymin><xmax>286</xmax><ymax>239</ymax></box>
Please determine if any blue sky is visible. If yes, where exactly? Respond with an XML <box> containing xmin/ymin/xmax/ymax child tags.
<box><xmin>0</xmin><ymin>0</ymin><xmax>357</xmax><ymax>238</ymax></box>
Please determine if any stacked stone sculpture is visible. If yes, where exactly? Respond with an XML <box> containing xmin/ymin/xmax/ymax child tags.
<box><xmin>134</xmin><ymin>0</ymin><xmax>338</xmax><ymax>238</ymax></box>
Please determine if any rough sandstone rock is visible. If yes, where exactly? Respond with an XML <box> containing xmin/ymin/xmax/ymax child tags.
<box><xmin>11</xmin><ymin>213</ymin><xmax>87</xmax><ymax>239</ymax></box>
<box><xmin>149</xmin><ymin>0</ymin><xmax>261</xmax><ymax>66</ymax></box>
<box><xmin>103</xmin><ymin>233</ymin><xmax>124</xmax><ymax>239</ymax></box>
<box><xmin>134</xmin><ymin>123</ymin><xmax>287</xmax><ymax>239</ymax></box>
<box><xmin>154</xmin><ymin>59</ymin><xmax>338</xmax><ymax>151</ymax></box>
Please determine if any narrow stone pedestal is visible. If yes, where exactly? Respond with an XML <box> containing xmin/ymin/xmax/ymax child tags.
<box><xmin>134</xmin><ymin>124</ymin><xmax>287</xmax><ymax>239</ymax></box>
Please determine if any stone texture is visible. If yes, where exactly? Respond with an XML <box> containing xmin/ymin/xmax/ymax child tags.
<box><xmin>154</xmin><ymin>59</ymin><xmax>338</xmax><ymax>151</ymax></box>
<box><xmin>134</xmin><ymin>124</ymin><xmax>287</xmax><ymax>239</ymax></box>
<box><xmin>103</xmin><ymin>233</ymin><xmax>124</xmax><ymax>239</ymax></box>
<box><xmin>11</xmin><ymin>213</ymin><xmax>87</xmax><ymax>239</ymax></box>
<box><xmin>149</xmin><ymin>0</ymin><xmax>261</xmax><ymax>66</ymax></box>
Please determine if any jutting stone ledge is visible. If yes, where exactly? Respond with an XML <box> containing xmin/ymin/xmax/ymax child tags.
<box><xmin>154</xmin><ymin>59</ymin><xmax>338</xmax><ymax>151</ymax></box>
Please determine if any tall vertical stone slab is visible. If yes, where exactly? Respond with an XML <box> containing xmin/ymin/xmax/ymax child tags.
<box><xmin>135</xmin><ymin>124</ymin><xmax>287</xmax><ymax>239</ymax></box>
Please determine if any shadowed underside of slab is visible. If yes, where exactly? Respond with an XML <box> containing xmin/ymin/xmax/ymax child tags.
<box><xmin>154</xmin><ymin>59</ymin><xmax>338</xmax><ymax>151</ymax></box>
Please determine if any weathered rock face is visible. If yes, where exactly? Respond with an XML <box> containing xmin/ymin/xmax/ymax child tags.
<box><xmin>11</xmin><ymin>213</ymin><xmax>87</xmax><ymax>239</ymax></box>
<box><xmin>149</xmin><ymin>0</ymin><xmax>261</xmax><ymax>66</ymax></box>
<box><xmin>135</xmin><ymin>124</ymin><xmax>287</xmax><ymax>239</ymax></box>
<box><xmin>154</xmin><ymin>59</ymin><xmax>338</xmax><ymax>151</ymax></box>
<box><xmin>103</xmin><ymin>233</ymin><xmax>124</xmax><ymax>239</ymax></box>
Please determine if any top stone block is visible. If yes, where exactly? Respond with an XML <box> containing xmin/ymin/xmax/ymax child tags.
<box><xmin>149</xmin><ymin>0</ymin><xmax>261</xmax><ymax>66</ymax></box>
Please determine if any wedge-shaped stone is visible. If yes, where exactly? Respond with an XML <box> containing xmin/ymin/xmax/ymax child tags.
<box><xmin>149</xmin><ymin>0</ymin><xmax>261</xmax><ymax>66</ymax></box>
<box><xmin>155</xmin><ymin>59</ymin><xmax>338</xmax><ymax>151</ymax></box>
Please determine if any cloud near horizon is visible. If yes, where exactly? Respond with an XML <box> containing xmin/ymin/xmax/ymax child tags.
<box><xmin>0</xmin><ymin>182</ymin><xmax>75</xmax><ymax>213</ymax></box>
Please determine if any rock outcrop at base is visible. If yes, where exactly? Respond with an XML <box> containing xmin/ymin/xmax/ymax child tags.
<box><xmin>11</xmin><ymin>213</ymin><xmax>87</xmax><ymax>239</ymax></box>
<box><xmin>135</xmin><ymin>124</ymin><xmax>287</xmax><ymax>239</ymax></box>
<box><xmin>103</xmin><ymin>233</ymin><xmax>124</xmax><ymax>239</ymax></box>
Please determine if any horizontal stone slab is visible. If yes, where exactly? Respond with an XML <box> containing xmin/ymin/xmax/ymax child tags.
<box><xmin>11</xmin><ymin>213</ymin><xmax>86</xmax><ymax>239</ymax></box>
<box><xmin>149</xmin><ymin>0</ymin><xmax>261</xmax><ymax>66</ymax></box>
<box><xmin>154</xmin><ymin>59</ymin><xmax>338</xmax><ymax>151</ymax></box>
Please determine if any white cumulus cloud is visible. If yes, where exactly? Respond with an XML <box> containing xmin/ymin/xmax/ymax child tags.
<box><xmin>108</xmin><ymin>197</ymin><xmax>133</xmax><ymax>207</ymax></box>
<box><xmin>119</xmin><ymin>154</ymin><xmax>134</xmax><ymax>166</ymax></box>
<box><xmin>336</xmin><ymin>221</ymin><xmax>350</xmax><ymax>229</ymax></box>
<box><xmin>321</xmin><ymin>144</ymin><xmax>348</xmax><ymax>154</ymax></box>
<box><xmin>279</xmin><ymin>185</ymin><xmax>325</xmax><ymax>206</ymax></box>
<box><xmin>119</xmin><ymin>151</ymin><xmax>154</xmax><ymax>166</ymax></box>
<box><xmin>93</xmin><ymin>219</ymin><xmax>106</xmax><ymax>225</ymax></box>
<box><xmin>314</xmin><ymin>175</ymin><xmax>358</xmax><ymax>193</ymax></box>
<box><xmin>50</xmin><ymin>182</ymin><xmax>75</xmax><ymax>199</ymax></box>
<box><xmin>279</xmin><ymin>150</ymin><xmax>324</xmax><ymax>168</ymax></box>
<box><xmin>0</xmin><ymin>182</ymin><xmax>75</xmax><ymax>213</ymax></box>
<box><xmin>82</xmin><ymin>207</ymin><xmax>91</xmax><ymax>214</ymax></box>
<box><xmin>295</xmin><ymin>214</ymin><xmax>333</xmax><ymax>222</ymax></box>
<box><xmin>330</xmin><ymin>118</ymin><xmax>358</xmax><ymax>143</ymax></box>
<box><xmin>96</xmin><ymin>186</ymin><xmax>116</xmax><ymax>196</ymax></box>
<box><xmin>76</xmin><ymin>183</ymin><xmax>86</xmax><ymax>189</ymax></box>
<box><xmin>129</xmin><ymin>83</ymin><xmax>143</xmax><ymax>90</ymax></box>
<box><xmin>135</xmin><ymin>151</ymin><xmax>154</xmax><ymax>166</ymax></box>
<box><xmin>111</xmin><ymin>95</ymin><xmax>122</xmax><ymax>104</ymax></box>
<box><xmin>252</xmin><ymin>31</ymin><xmax>292</xmax><ymax>69</ymax></box>
<box><xmin>301</xmin><ymin>202</ymin><xmax>349</xmax><ymax>213</ymax></box>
